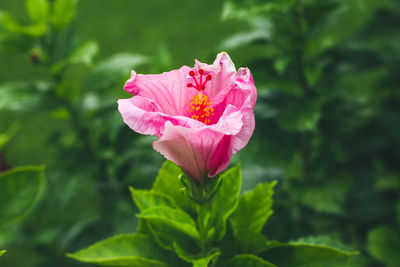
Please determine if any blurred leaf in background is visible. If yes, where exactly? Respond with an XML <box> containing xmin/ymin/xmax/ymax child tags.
<box><xmin>220</xmin><ymin>0</ymin><xmax>400</xmax><ymax>266</ymax></box>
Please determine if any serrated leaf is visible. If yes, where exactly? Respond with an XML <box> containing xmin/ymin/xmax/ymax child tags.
<box><xmin>230</xmin><ymin>254</ymin><xmax>277</xmax><ymax>267</ymax></box>
<box><xmin>173</xmin><ymin>244</ymin><xmax>220</xmax><ymax>267</ymax></box>
<box><xmin>146</xmin><ymin>219</ymin><xmax>198</xmax><ymax>253</ymax></box>
<box><xmin>51</xmin><ymin>0</ymin><xmax>79</xmax><ymax>30</ymax></box>
<box><xmin>130</xmin><ymin>187</ymin><xmax>177</xmax><ymax>211</ymax></box>
<box><xmin>293</xmin><ymin>236</ymin><xmax>355</xmax><ymax>253</ymax></box>
<box><xmin>233</xmin><ymin>230</ymin><xmax>272</xmax><ymax>254</ymax></box>
<box><xmin>192</xmin><ymin>252</ymin><xmax>219</xmax><ymax>267</ymax></box>
<box><xmin>26</xmin><ymin>0</ymin><xmax>49</xmax><ymax>24</ymax></box>
<box><xmin>208</xmin><ymin>164</ymin><xmax>242</xmax><ymax>241</ymax></box>
<box><xmin>0</xmin><ymin>166</ymin><xmax>45</xmax><ymax>228</ymax></box>
<box><xmin>231</xmin><ymin>180</ymin><xmax>276</xmax><ymax>234</ymax></box>
<box><xmin>153</xmin><ymin>161</ymin><xmax>195</xmax><ymax>214</ymax></box>
<box><xmin>367</xmin><ymin>226</ymin><xmax>400</xmax><ymax>266</ymax></box>
<box><xmin>260</xmin><ymin>242</ymin><xmax>358</xmax><ymax>267</ymax></box>
<box><xmin>138</xmin><ymin>206</ymin><xmax>199</xmax><ymax>240</ymax></box>
<box><xmin>69</xmin><ymin>41</ymin><xmax>98</xmax><ymax>66</ymax></box>
<box><xmin>67</xmin><ymin>234</ymin><xmax>172</xmax><ymax>267</ymax></box>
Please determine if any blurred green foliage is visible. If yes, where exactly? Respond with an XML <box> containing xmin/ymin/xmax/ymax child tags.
<box><xmin>222</xmin><ymin>0</ymin><xmax>400</xmax><ymax>266</ymax></box>
<box><xmin>0</xmin><ymin>0</ymin><xmax>399</xmax><ymax>266</ymax></box>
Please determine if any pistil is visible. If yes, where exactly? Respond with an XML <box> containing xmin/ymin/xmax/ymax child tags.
<box><xmin>187</xmin><ymin>69</ymin><xmax>214</xmax><ymax>124</ymax></box>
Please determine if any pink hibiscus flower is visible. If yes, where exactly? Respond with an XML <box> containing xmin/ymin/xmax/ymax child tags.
<box><xmin>118</xmin><ymin>52</ymin><xmax>257</xmax><ymax>183</ymax></box>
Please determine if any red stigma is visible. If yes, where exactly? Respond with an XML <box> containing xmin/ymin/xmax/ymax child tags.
<box><xmin>187</xmin><ymin>69</ymin><xmax>212</xmax><ymax>91</ymax></box>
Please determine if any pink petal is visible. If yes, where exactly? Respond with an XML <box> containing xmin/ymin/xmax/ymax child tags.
<box><xmin>153</xmin><ymin>121</ymin><xmax>224</xmax><ymax>183</ymax></box>
<box><xmin>208</xmin><ymin>104</ymin><xmax>243</xmax><ymax>135</ymax></box>
<box><xmin>118</xmin><ymin>97</ymin><xmax>203</xmax><ymax>137</ymax></box>
<box><xmin>124</xmin><ymin>66</ymin><xmax>196</xmax><ymax>117</ymax></box>
<box><xmin>195</xmin><ymin>52</ymin><xmax>237</xmax><ymax>100</ymax></box>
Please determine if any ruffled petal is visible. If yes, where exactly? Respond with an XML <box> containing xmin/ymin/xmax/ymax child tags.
<box><xmin>118</xmin><ymin>97</ymin><xmax>203</xmax><ymax>137</ymax></box>
<box><xmin>208</xmin><ymin>104</ymin><xmax>243</xmax><ymax>135</ymax></box>
<box><xmin>153</xmin><ymin>121</ymin><xmax>224</xmax><ymax>183</ymax></box>
<box><xmin>124</xmin><ymin>66</ymin><xmax>195</xmax><ymax>116</ymax></box>
<box><xmin>207</xmin><ymin>67</ymin><xmax>257</xmax><ymax>176</ymax></box>
<box><xmin>194</xmin><ymin>52</ymin><xmax>237</xmax><ymax>100</ymax></box>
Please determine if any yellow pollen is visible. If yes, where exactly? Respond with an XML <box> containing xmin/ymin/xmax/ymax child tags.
<box><xmin>190</xmin><ymin>93</ymin><xmax>214</xmax><ymax>124</ymax></box>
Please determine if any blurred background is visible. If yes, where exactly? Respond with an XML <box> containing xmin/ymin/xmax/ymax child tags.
<box><xmin>0</xmin><ymin>0</ymin><xmax>399</xmax><ymax>266</ymax></box>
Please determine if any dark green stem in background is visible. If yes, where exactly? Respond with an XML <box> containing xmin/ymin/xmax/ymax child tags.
<box><xmin>48</xmin><ymin>65</ymin><xmax>118</xmax><ymax>230</ymax></box>
<box><xmin>293</xmin><ymin>0</ymin><xmax>314</xmax><ymax>98</ymax></box>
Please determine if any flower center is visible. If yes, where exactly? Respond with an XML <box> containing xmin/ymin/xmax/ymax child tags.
<box><xmin>190</xmin><ymin>93</ymin><xmax>214</xmax><ymax>124</ymax></box>
<box><xmin>187</xmin><ymin>69</ymin><xmax>214</xmax><ymax>124</ymax></box>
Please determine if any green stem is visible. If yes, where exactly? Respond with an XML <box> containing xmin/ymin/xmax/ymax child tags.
<box><xmin>197</xmin><ymin>201</ymin><xmax>210</xmax><ymax>257</ymax></box>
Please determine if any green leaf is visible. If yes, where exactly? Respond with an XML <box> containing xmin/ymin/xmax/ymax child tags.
<box><xmin>130</xmin><ymin>187</ymin><xmax>177</xmax><ymax>212</ymax></box>
<box><xmin>0</xmin><ymin>11</ymin><xmax>46</xmax><ymax>36</ymax></box>
<box><xmin>67</xmin><ymin>234</ymin><xmax>172</xmax><ymax>267</ymax></box>
<box><xmin>221</xmin><ymin>1</ymin><xmax>286</xmax><ymax>21</ymax></box>
<box><xmin>173</xmin><ymin>245</ymin><xmax>220</xmax><ymax>267</ymax></box>
<box><xmin>0</xmin><ymin>122</ymin><xmax>21</xmax><ymax>150</ymax></box>
<box><xmin>84</xmin><ymin>52</ymin><xmax>150</xmax><ymax>91</ymax></box>
<box><xmin>293</xmin><ymin>236</ymin><xmax>356</xmax><ymax>253</ymax></box>
<box><xmin>69</xmin><ymin>41</ymin><xmax>98</xmax><ymax>66</ymax></box>
<box><xmin>0</xmin><ymin>250</ymin><xmax>6</xmax><ymax>257</ymax></box>
<box><xmin>230</xmin><ymin>254</ymin><xmax>277</xmax><ymax>267</ymax></box>
<box><xmin>295</xmin><ymin>178</ymin><xmax>351</xmax><ymax>215</ymax></box>
<box><xmin>138</xmin><ymin>206</ymin><xmax>199</xmax><ymax>240</ymax></box>
<box><xmin>192</xmin><ymin>251</ymin><xmax>220</xmax><ymax>267</ymax></box>
<box><xmin>233</xmin><ymin>230</ymin><xmax>272</xmax><ymax>254</ymax></box>
<box><xmin>0</xmin><ymin>33</ymin><xmax>34</xmax><ymax>53</ymax></box>
<box><xmin>0</xmin><ymin>81</ymin><xmax>52</xmax><ymax>112</ymax></box>
<box><xmin>153</xmin><ymin>161</ymin><xmax>195</xmax><ymax>214</ymax></box>
<box><xmin>208</xmin><ymin>164</ymin><xmax>242</xmax><ymax>241</ymax></box>
<box><xmin>367</xmin><ymin>226</ymin><xmax>400</xmax><ymax>266</ymax></box>
<box><xmin>51</xmin><ymin>0</ymin><xmax>79</xmax><ymax>30</ymax></box>
<box><xmin>307</xmin><ymin>0</ymin><xmax>393</xmax><ymax>57</ymax></box>
<box><xmin>276</xmin><ymin>99</ymin><xmax>321</xmax><ymax>132</ymax></box>
<box><xmin>218</xmin><ymin>17</ymin><xmax>271</xmax><ymax>50</ymax></box>
<box><xmin>260</xmin><ymin>242</ymin><xmax>358</xmax><ymax>267</ymax></box>
<box><xmin>0</xmin><ymin>166</ymin><xmax>45</xmax><ymax>228</ymax></box>
<box><xmin>231</xmin><ymin>180</ymin><xmax>277</xmax><ymax>234</ymax></box>
<box><xmin>146</xmin><ymin>218</ymin><xmax>198</xmax><ymax>253</ymax></box>
<box><xmin>26</xmin><ymin>0</ymin><xmax>49</xmax><ymax>24</ymax></box>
